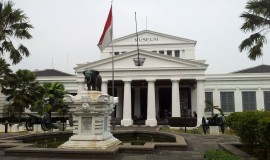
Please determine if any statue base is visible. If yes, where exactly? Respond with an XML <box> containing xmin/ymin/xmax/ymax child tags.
<box><xmin>60</xmin><ymin>90</ymin><xmax>121</xmax><ymax>149</ymax></box>
<box><xmin>59</xmin><ymin>136</ymin><xmax>121</xmax><ymax>149</ymax></box>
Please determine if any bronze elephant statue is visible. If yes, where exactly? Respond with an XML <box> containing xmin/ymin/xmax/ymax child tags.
<box><xmin>83</xmin><ymin>69</ymin><xmax>102</xmax><ymax>91</ymax></box>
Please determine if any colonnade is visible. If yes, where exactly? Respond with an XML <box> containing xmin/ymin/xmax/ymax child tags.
<box><xmin>77</xmin><ymin>79</ymin><xmax>205</xmax><ymax>126</ymax></box>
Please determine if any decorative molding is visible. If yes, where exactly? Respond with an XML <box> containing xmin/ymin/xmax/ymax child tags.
<box><xmin>63</xmin><ymin>94</ymin><xmax>74</xmax><ymax>103</ymax></box>
<box><xmin>97</xmin><ymin>95</ymin><xmax>110</xmax><ymax>103</ymax></box>
<box><xmin>75</xmin><ymin>103</ymin><xmax>95</xmax><ymax>112</ymax></box>
<box><xmin>81</xmin><ymin>96</ymin><xmax>91</xmax><ymax>102</ymax></box>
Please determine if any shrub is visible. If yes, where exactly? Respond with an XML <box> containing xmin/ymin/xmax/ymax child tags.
<box><xmin>204</xmin><ymin>150</ymin><xmax>242</xmax><ymax>160</ymax></box>
<box><xmin>226</xmin><ymin>111</ymin><xmax>261</xmax><ymax>146</ymax></box>
<box><xmin>226</xmin><ymin>111</ymin><xmax>270</xmax><ymax>157</ymax></box>
<box><xmin>168</xmin><ymin>117</ymin><xmax>197</xmax><ymax>127</ymax></box>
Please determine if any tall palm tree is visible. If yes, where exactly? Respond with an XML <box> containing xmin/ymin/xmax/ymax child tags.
<box><xmin>239</xmin><ymin>0</ymin><xmax>270</xmax><ymax>60</ymax></box>
<box><xmin>0</xmin><ymin>58</ymin><xmax>12</xmax><ymax>85</ymax></box>
<box><xmin>1</xmin><ymin>69</ymin><xmax>41</xmax><ymax>121</ymax></box>
<box><xmin>0</xmin><ymin>58</ymin><xmax>12</xmax><ymax>76</ymax></box>
<box><xmin>34</xmin><ymin>82</ymin><xmax>66</xmax><ymax>118</ymax></box>
<box><xmin>0</xmin><ymin>1</ymin><xmax>33</xmax><ymax>64</ymax></box>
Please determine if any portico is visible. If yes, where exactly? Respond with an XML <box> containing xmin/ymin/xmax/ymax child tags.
<box><xmin>74</xmin><ymin>30</ymin><xmax>208</xmax><ymax>126</ymax></box>
<box><xmin>101</xmin><ymin>78</ymin><xmax>205</xmax><ymax>126</ymax></box>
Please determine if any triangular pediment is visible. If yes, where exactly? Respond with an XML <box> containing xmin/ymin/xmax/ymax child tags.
<box><xmin>111</xmin><ymin>30</ymin><xmax>196</xmax><ymax>46</ymax></box>
<box><xmin>74</xmin><ymin>50</ymin><xmax>208</xmax><ymax>72</ymax></box>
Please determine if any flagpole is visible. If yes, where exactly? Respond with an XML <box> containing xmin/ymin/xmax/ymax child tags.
<box><xmin>111</xmin><ymin>1</ymin><xmax>115</xmax><ymax>116</ymax></box>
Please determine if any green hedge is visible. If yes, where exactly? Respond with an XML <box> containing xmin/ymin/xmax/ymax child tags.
<box><xmin>226</xmin><ymin>111</ymin><xmax>270</xmax><ymax>156</ymax></box>
<box><xmin>168</xmin><ymin>117</ymin><xmax>197</xmax><ymax>127</ymax></box>
<box><xmin>204</xmin><ymin>150</ymin><xmax>242</xmax><ymax>160</ymax></box>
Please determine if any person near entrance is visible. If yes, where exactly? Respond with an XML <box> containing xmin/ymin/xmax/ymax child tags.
<box><xmin>164</xmin><ymin>109</ymin><xmax>169</xmax><ymax>124</ymax></box>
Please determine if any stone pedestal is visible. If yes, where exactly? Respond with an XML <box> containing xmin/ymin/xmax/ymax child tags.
<box><xmin>59</xmin><ymin>91</ymin><xmax>121</xmax><ymax>149</ymax></box>
<box><xmin>209</xmin><ymin>126</ymin><xmax>220</xmax><ymax>135</ymax></box>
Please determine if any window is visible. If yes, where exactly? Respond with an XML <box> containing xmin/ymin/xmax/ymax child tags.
<box><xmin>167</xmin><ymin>50</ymin><xmax>172</xmax><ymax>56</ymax></box>
<box><xmin>264</xmin><ymin>91</ymin><xmax>270</xmax><ymax>111</ymax></box>
<box><xmin>175</xmin><ymin>50</ymin><xmax>180</xmax><ymax>57</ymax></box>
<box><xmin>242</xmin><ymin>91</ymin><xmax>256</xmax><ymax>111</ymax></box>
<box><xmin>205</xmin><ymin>92</ymin><xmax>213</xmax><ymax>112</ymax></box>
<box><xmin>220</xmin><ymin>92</ymin><xmax>235</xmax><ymax>112</ymax></box>
<box><xmin>159</xmin><ymin>50</ymin><xmax>164</xmax><ymax>54</ymax></box>
<box><xmin>114</xmin><ymin>52</ymin><xmax>119</xmax><ymax>55</ymax></box>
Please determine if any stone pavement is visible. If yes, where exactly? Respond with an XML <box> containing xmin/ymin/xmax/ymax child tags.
<box><xmin>0</xmin><ymin>126</ymin><xmax>240</xmax><ymax>160</ymax></box>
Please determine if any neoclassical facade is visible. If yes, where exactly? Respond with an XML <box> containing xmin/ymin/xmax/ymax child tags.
<box><xmin>1</xmin><ymin>30</ymin><xmax>270</xmax><ymax>127</ymax></box>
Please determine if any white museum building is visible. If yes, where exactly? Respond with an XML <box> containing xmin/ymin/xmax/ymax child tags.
<box><xmin>1</xmin><ymin>30</ymin><xmax>270</xmax><ymax>127</ymax></box>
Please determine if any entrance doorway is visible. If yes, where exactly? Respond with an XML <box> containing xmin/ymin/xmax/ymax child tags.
<box><xmin>158</xmin><ymin>88</ymin><xmax>172</xmax><ymax>119</ymax></box>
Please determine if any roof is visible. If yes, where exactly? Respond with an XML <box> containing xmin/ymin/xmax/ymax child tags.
<box><xmin>74</xmin><ymin>49</ymin><xmax>208</xmax><ymax>72</ymax></box>
<box><xmin>233</xmin><ymin>65</ymin><xmax>270</xmax><ymax>73</ymax></box>
<box><xmin>33</xmin><ymin>69</ymin><xmax>74</xmax><ymax>77</ymax></box>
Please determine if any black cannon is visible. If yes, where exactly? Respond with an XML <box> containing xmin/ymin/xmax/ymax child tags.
<box><xmin>25</xmin><ymin>113</ymin><xmax>67</xmax><ymax>131</ymax></box>
<box><xmin>201</xmin><ymin>114</ymin><xmax>225</xmax><ymax>134</ymax></box>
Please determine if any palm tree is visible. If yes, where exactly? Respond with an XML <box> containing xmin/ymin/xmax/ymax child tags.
<box><xmin>0</xmin><ymin>58</ymin><xmax>12</xmax><ymax>86</ymax></box>
<box><xmin>205</xmin><ymin>100</ymin><xmax>224</xmax><ymax>117</ymax></box>
<box><xmin>1</xmin><ymin>69</ymin><xmax>41</xmax><ymax>121</ymax></box>
<box><xmin>239</xmin><ymin>0</ymin><xmax>270</xmax><ymax>60</ymax></box>
<box><xmin>0</xmin><ymin>58</ymin><xmax>12</xmax><ymax>76</ymax></box>
<box><xmin>33</xmin><ymin>82</ymin><xmax>66</xmax><ymax>118</ymax></box>
<box><xmin>0</xmin><ymin>1</ymin><xmax>33</xmax><ymax>64</ymax></box>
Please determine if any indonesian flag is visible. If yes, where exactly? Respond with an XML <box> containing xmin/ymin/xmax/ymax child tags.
<box><xmin>98</xmin><ymin>6</ymin><xmax>112</xmax><ymax>51</ymax></box>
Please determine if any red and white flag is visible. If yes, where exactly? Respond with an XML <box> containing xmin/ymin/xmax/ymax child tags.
<box><xmin>98</xmin><ymin>6</ymin><xmax>112</xmax><ymax>51</ymax></box>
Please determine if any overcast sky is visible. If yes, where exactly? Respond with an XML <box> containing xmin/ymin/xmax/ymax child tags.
<box><xmin>6</xmin><ymin>0</ymin><xmax>269</xmax><ymax>74</ymax></box>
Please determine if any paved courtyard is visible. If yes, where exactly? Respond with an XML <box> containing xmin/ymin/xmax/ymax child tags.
<box><xmin>0</xmin><ymin>126</ymin><xmax>240</xmax><ymax>160</ymax></box>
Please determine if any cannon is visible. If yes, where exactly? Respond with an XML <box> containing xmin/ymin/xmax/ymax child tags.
<box><xmin>25</xmin><ymin>113</ymin><xmax>68</xmax><ymax>131</ymax></box>
<box><xmin>201</xmin><ymin>114</ymin><xmax>225</xmax><ymax>134</ymax></box>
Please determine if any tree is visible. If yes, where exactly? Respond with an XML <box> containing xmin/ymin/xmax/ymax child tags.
<box><xmin>33</xmin><ymin>82</ymin><xmax>66</xmax><ymax>118</ymax></box>
<box><xmin>0</xmin><ymin>1</ymin><xmax>33</xmax><ymax>64</ymax></box>
<box><xmin>0</xmin><ymin>58</ymin><xmax>12</xmax><ymax>76</ymax></box>
<box><xmin>239</xmin><ymin>0</ymin><xmax>270</xmax><ymax>60</ymax></box>
<box><xmin>205</xmin><ymin>100</ymin><xmax>224</xmax><ymax>117</ymax></box>
<box><xmin>0</xmin><ymin>58</ymin><xmax>12</xmax><ymax>85</ymax></box>
<box><xmin>1</xmin><ymin>69</ymin><xmax>41</xmax><ymax>121</ymax></box>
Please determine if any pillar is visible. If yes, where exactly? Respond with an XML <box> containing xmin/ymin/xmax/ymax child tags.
<box><xmin>235</xmin><ymin>88</ymin><xmax>242</xmax><ymax>112</ymax></box>
<box><xmin>196</xmin><ymin>80</ymin><xmax>205</xmax><ymax>126</ymax></box>
<box><xmin>257</xmin><ymin>88</ymin><xmax>264</xmax><ymax>110</ymax></box>
<box><xmin>145</xmin><ymin>79</ymin><xmax>157</xmax><ymax>126</ymax></box>
<box><xmin>116</xmin><ymin>87</ymin><xmax>123</xmax><ymax>118</ymax></box>
<box><xmin>77</xmin><ymin>81</ymin><xmax>85</xmax><ymax>93</ymax></box>
<box><xmin>101</xmin><ymin>81</ymin><xmax>108</xmax><ymax>94</ymax></box>
<box><xmin>134</xmin><ymin>88</ymin><xmax>141</xmax><ymax>117</ymax></box>
<box><xmin>121</xmin><ymin>80</ymin><xmax>133</xmax><ymax>126</ymax></box>
<box><xmin>155</xmin><ymin>87</ymin><xmax>160</xmax><ymax>119</ymax></box>
<box><xmin>171</xmin><ymin>79</ymin><xmax>180</xmax><ymax>117</ymax></box>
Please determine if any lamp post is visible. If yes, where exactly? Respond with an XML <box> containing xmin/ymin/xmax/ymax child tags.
<box><xmin>183</xmin><ymin>106</ymin><xmax>187</xmax><ymax>133</ymax></box>
<box><xmin>133</xmin><ymin>12</ymin><xmax>145</xmax><ymax>66</ymax></box>
<box><xmin>5</xmin><ymin>120</ymin><xmax>8</xmax><ymax>133</ymax></box>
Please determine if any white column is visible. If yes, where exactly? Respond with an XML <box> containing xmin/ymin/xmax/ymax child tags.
<box><xmin>213</xmin><ymin>88</ymin><xmax>221</xmax><ymax>113</ymax></box>
<box><xmin>171</xmin><ymin>79</ymin><xmax>181</xmax><ymax>117</ymax></box>
<box><xmin>145</xmin><ymin>79</ymin><xmax>157</xmax><ymax>126</ymax></box>
<box><xmin>77</xmin><ymin>81</ymin><xmax>85</xmax><ymax>93</ymax></box>
<box><xmin>235</xmin><ymin>88</ymin><xmax>242</xmax><ymax>112</ymax></box>
<box><xmin>134</xmin><ymin>88</ymin><xmax>141</xmax><ymax>117</ymax></box>
<box><xmin>257</xmin><ymin>88</ymin><xmax>264</xmax><ymax>110</ymax></box>
<box><xmin>116</xmin><ymin>87</ymin><xmax>123</xmax><ymax>118</ymax></box>
<box><xmin>196</xmin><ymin>80</ymin><xmax>205</xmax><ymax>126</ymax></box>
<box><xmin>191</xmin><ymin>87</ymin><xmax>197</xmax><ymax>114</ymax></box>
<box><xmin>101</xmin><ymin>81</ymin><xmax>108</xmax><ymax>94</ymax></box>
<box><xmin>155</xmin><ymin>87</ymin><xmax>160</xmax><ymax>119</ymax></box>
<box><xmin>121</xmin><ymin>80</ymin><xmax>133</xmax><ymax>126</ymax></box>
